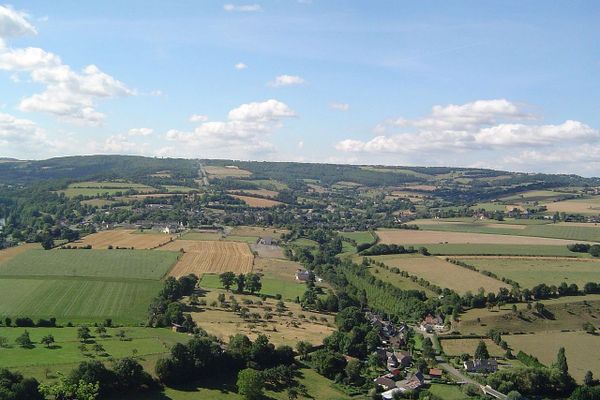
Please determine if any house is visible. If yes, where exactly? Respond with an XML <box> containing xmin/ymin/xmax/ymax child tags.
<box><xmin>396</xmin><ymin>371</ymin><xmax>425</xmax><ymax>392</ymax></box>
<box><xmin>171</xmin><ymin>323</ymin><xmax>184</xmax><ymax>332</ymax></box>
<box><xmin>396</xmin><ymin>351</ymin><xmax>412</xmax><ymax>368</ymax></box>
<box><xmin>428</xmin><ymin>368</ymin><xmax>443</xmax><ymax>379</ymax></box>
<box><xmin>374</xmin><ymin>376</ymin><xmax>396</xmax><ymax>391</ymax></box>
<box><xmin>258</xmin><ymin>236</ymin><xmax>272</xmax><ymax>245</ymax></box>
<box><xmin>386</xmin><ymin>354</ymin><xmax>399</xmax><ymax>371</ymax></box>
<box><xmin>295</xmin><ymin>269</ymin><xmax>311</xmax><ymax>282</ymax></box>
<box><xmin>419</xmin><ymin>314</ymin><xmax>445</xmax><ymax>332</ymax></box>
<box><xmin>463</xmin><ymin>359</ymin><xmax>498</xmax><ymax>373</ymax></box>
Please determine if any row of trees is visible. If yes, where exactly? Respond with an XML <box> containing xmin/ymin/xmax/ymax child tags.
<box><xmin>219</xmin><ymin>272</ymin><xmax>262</xmax><ymax>294</ymax></box>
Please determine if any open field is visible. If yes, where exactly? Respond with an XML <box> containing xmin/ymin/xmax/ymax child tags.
<box><xmin>231</xmin><ymin>194</ymin><xmax>283</xmax><ymax>208</ymax></box>
<box><xmin>544</xmin><ymin>198</ymin><xmax>600</xmax><ymax>214</ymax></box>
<box><xmin>74</xmin><ymin>229</ymin><xmax>176</xmax><ymax>249</ymax></box>
<box><xmin>191</xmin><ymin>287</ymin><xmax>335</xmax><ymax>345</ymax></box>
<box><xmin>0</xmin><ymin>243</ymin><xmax>41</xmax><ymax>263</ymax></box>
<box><xmin>421</xmin><ymin>243</ymin><xmax>584</xmax><ymax>257</ymax></box>
<box><xmin>428</xmin><ymin>384</ymin><xmax>475</xmax><ymax>400</ymax></box>
<box><xmin>0</xmin><ymin>278</ymin><xmax>162</xmax><ymax>324</ymax></box>
<box><xmin>440</xmin><ymin>338</ymin><xmax>505</xmax><ymax>357</ymax></box>
<box><xmin>457</xmin><ymin>296</ymin><xmax>600</xmax><ymax>335</ymax></box>
<box><xmin>251</xmin><ymin>243</ymin><xmax>284</xmax><ymax>258</ymax></box>
<box><xmin>200</xmin><ymin>272</ymin><xmax>307</xmax><ymax>301</ymax></box>
<box><xmin>229</xmin><ymin>226</ymin><xmax>288</xmax><ymax>239</ymax></box>
<box><xmin>59</xmin><ymin>181</ymin><xmax>156</xmax><ymax>197</ymax></box>
<box><xmin>463</xmin><ymin>257</ymin><xmax>600</xmax><ymax>288</ymax></box>
<box><xmin>377</xmin><ymin>228</ymin><xmax>591</xmax><ymax>245</ymax></box>
<box><xmin>500</xmin><ymin>190</ymin><xmax>570</xmax><ymax>202</ymax></box>
<box><xmin>118</xmin><ymin>365</ymin><xmax>349</xmax><ymax>400</ymax></box>
<box><xmin>373</xmin><ymin>255</ymin><xmax>508</xmax><ymax>294</ymax></box>
<box><xmin>368</xmin><ymin>267</ymin><xmax>437</xmax><ymax>297</ymax></box>
<box><xmin>180</xmin><ymin>231</ymin><xmax>223</xmax><ymax>241</ymax></box>
<box><xmin>339</xmin><ymin>230</ymin><xmax>375</xmax><ymax>244</ymax></box>
<box><xmin>0</xmin><ymin>249</ymin><xmax>178</xmax><ymax>280</ymax></box>
<box><xmin>163</xmin><ymin>241</ymin><xmax>253</xmax><ymax>277</ymax></box>
<box><xmin>163</xmin><ymin>185</ymin><xmax>198</xmax><ymax>193</ymax></box>
<box><xmin>204</xmin><ymin>165</ymin><xmax>252</xmax><ymax>178</ymax></box>
<box><xmin>505</xmin><ymin>331</ymin><xmax>600</xmax><ymax>382</ymax></box>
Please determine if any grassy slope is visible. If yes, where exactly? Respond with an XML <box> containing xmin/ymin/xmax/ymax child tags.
<box><xmin>200</xmin><ymin>273</ymin><xmax>307</xmax><ymax>301</ymax></box>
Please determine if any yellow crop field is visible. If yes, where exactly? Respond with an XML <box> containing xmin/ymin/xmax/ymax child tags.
<box><xmin>0</xmin><ymin>243</ymin><xmax>41</xmax><ymax>263</ymax></box>
<box><xmin>374</xmin><ymin>255</ymin><xmax>508</xmax><ymax>294</ymax></box>
<box><xmin>228</xmin><ymin>189</ymin><xmax>279</xmax><ymax>198</ymax></box>
<box><xmin>204</xmin><ymin>165</ymin><xmax>252</xmax><ymax>177</ymax></box>
<box><xmin>231</xmin><ymin>195</ymin><xmax>283</xmax><ymax>208</ymax></box>
<box><xmin>73</xmin><ymin>230</ymin><xmax>176</xmax><ymax>249</ymax></box>
<box><xmin>162</xmin><ymin>240</ymin><xmax>254</xmax><ymax>277</ymax></box>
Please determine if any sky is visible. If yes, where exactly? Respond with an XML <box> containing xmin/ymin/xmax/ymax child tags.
<box><xmin>0</xmin><ymin>1</ymin><xmax>599</xmax><ymax>175</ymax></box>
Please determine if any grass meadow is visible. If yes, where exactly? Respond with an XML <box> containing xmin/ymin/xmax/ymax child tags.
<box><xmin>339</xmin><ymin>230</ymin><xmax>375</xmax><ymax>244</ymax></box>
<box><xmin>200</xmin><ymin>273</ymin><xmax>307</xmax><ymax>301</ymax></box>
<box><xmin>421</xmin><ymin>243</ymin><xmax>586</xmax><ymax>257</ymax></box>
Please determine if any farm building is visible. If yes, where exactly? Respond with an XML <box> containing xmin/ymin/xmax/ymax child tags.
<box><xmin>428</xmin><ymin>368</ymin><xmax>442</xmax><ymax>378</ymax></box>
<box><xmin>463</xmin><ymin>359</ymin><xmax>498</xmax><ymax>373</ymax></box>
<box><xmin>381</xmin><ymin>372</ymin><xmax>425</xmax><ymax>399</ymax></box>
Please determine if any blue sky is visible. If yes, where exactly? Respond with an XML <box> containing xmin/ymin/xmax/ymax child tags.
<box><xmin>1</xmin><ymin>1</ymin><xmax>599</xmax><ymax>175</ymax></box>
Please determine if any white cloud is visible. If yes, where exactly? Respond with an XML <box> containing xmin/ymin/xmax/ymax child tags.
<box><xmin>0</xmin><ymin>112</ymin><xmax>44</xmax><ymax>142</ymax></box>
<box><xmin>128</xmin><ymin>127</ymin><xmax>153</xmax><ymax>137</ymax></box>
<box><xmin>268</xmin><ymin>74</ymin><xmax>305</xmax><ymax>87</ymax></box>
<box><xmin>167</xmin><ymin>99</ymin><xmax>295</xmax><ymax>156</ymax></box>
<box><xmin>234</xmin><ymin>62</ymin><xmax>247</xmax><ymax>70</ymax></box>
<box><xmin>297</xmin><ymin>141</ymin><xmax>304</xmax><ymax>149</ymax></box>
<box><xmin>0</xmin><ymin>6</ymin><xmax>133</xmax><ymax>126</ymax></box>
<box><xmin>330</xmin><ymin>102</ymin><xmax>349</xmax><ymax>111</ymax></box>
<box><xmin>189</xmin><ymin>114</ymin><xmax>208</xmax><ymax>123</ymax></box>
<box><xmin>336</xmin><ymin>99</ymin><xmax>598</xmax><ymax>155</ymax></box>
<box><xmin>0</xmin><ymin>5</ymin><xmax>37</xmax><ymax>39</ymax></box>
<box><xmin>223</xmin><ymin>4</ymin><xmax>262</xmax><ymax>12</ymax></box>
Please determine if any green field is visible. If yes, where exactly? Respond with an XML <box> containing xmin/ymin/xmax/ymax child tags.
<box><xmin>464</xmin><ymin>257</ymin><xmax>600</xmax><ymax>288</ymax></box>
<box><xmin>0</xmin><ymin>327</ymin><xmax>186</xmax><ymax>381</ymax></box>
<box><xmin>414</xmin><ymin>221</ymin><xmax>600</xmax><ymax>242</ymax></box>
<box><xmin>223</xmin><ymin>235</ymin><xmax>260</xmax><ymax>244</ymax></box>
<box><xmin>428</xmin><ymin>383</ymin><xmax>474</xmax><ymax>400</ymax></box>
<box><xmin>339</xmin><ymin>230</ymin><xmax>375</xmax><ymax>244</ymax></box>
<box><xmin>0</xmin><ymin>249</ymin><xmax>179</xmax><ymax>280</ymax></box>
<box><xmin>0</xmin><ymin>278</ymin><xmax>162</xmax><ymax>324</ymax></box>
<box><xmin>200</xmin><ymin>273</ymin><xmax>307</xmax><ymax>301</ymax></box>
<box><xmin>59</xmin><ymin>181</ymin><xmax>156</xmax><ymax>197</ymax></box>
<box><xmin>181</xmin><ymin>231</ymin><xmax>223</xmax><ymax>240</ymax></box>
<box><xmin>422</xmin><ymin>243</ymin><xmax>586</xmax><ymax>257</ymax></box>
<box><xmin>368</xmin><ymin>267</ymin><xmax>437</xmax><ymax>297</ymax></box>
<box><xmin>291</xmin><ymin>238</ymin><xmax>319</xmax><ymax>248</ymax></box>
<box><xmin>163</xmin><ymin>185</ymin><xmax>198</xmax><ymax>193</ymax></box>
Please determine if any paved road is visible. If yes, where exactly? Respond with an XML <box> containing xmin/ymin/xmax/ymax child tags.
<box><xmin>437</xmin><ymin>360</ymin><xmax>477</xmax><ymax>386</ymax></box>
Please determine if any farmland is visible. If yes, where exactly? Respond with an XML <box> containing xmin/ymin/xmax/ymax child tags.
<box><xmin>231</xmin><ymin>194</ymin><xmax>283</xmax><ymax>208</ymax></box>
<box><xmin>204</xmin><ymin>165</ymin><xmax>252</xmax><ymax>178</ymax></box>
<box><xmin>228</xmin><ymin>188</ymin><xmax>279</xmax><ymax>198</ymax></box>
<box><xmin>162</xmin><ymin>240</ymin><xmax>254</xmax><ymax>277</ymax></box>
<box><xmin>229</xmin><ymin>226</ymin><xmax>288</xmax><ymax>239</ymax></box>
<box><xmin>440</xmin><ymin>338</ymin><xmax>505</xmax><ymax>357</ymax></box>
<box><xmin>58</xmin><ymin>181</ymin><xmax>156</xmax><ymax>197</ymax></box>
<box><xmin>505</xmin><ymin>331</ymin><xmax>600</xmax><ymax>382</ymax></box>
<box><xmin>200</xmin><ymin>271</ymin><xmax>307</xmax><ymax>301</ymax></box>
<box><xmin>339</xmin><ymin>230</ymin><xmax>375</xmax><ymax>244</ymax></box>
<box><xmin>373</xmin><ymin>255</ymin><xmax>508</xmax><ymax>294</ymax></box>
<box><xmin>74</xmin><ymin>229</ymin><xmax>177</xmax><ymax>249</ymax></box>
<box><xmin>544</xmin><ymin>197</ymin><xmax>600</xmax><ymax>214</ymax></box>
<box><xmin>376</xmin><ymin>228</ymin><xmax>590</xmax><ymax>245</ymax></box>
<box><xmin>180</xmin><ymin>230</ymin><xmax>223</xmax><ymax>240</ymax></box>
<box><xmin>0</xmin><ymin>249</ymin><xmax>179</xmax><ymax>280</ymax></box>
<box><xmin>368</xmin><ymin>266</ymin><xmax>437</xmax><ymax>297</ymax></box>
<box><xmin>461</xmin><ymin>257</ymin><xmax>600</xmax><ymax>288</ymax></box>
<box><xmin>0</xmin><ymin>243</ymin><xmax>40</xmax><ymax>263</ymax></box>
<box><xmin>421</xmin><ymin>243</ymin><xmax>584</xmax><ymax>257</ymax></box>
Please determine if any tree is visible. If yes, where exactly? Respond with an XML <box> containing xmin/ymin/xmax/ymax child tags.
<box><xmin>246</xmin><ymin>273</ymin><xmax>262</xmax><ymax>294</ymax></box>
<box><xmin>113</xmin><ymin>357</ymin><xmax>151</xmax><ymax>391</ymax></box>
<box><xmin>344</xmin><ymin>359</ymin><xmax>364</xmax><ymax>385</ymax></box>
<box><xmin>474</xmin><ymin>340</ymin><xmax>490</xmax><ymax>360</ymax></box>
<box><xmin>237</xmin><ymin>368</ymin><xmax>264</xmax><ymax>400</ymax></box>
<box><xmin>506</xmin><ymin>391</ymin><xmax>524</xmax><ymax>400</ymax></box>
<box><xmin>555</xmin><ymin>347</ymin><xmax>569</xmax><ymax>377</ymax></box>
<box><xmin>422</xmin><ymin>337</ymin><xmax>435</xmax><ymax>359</ymax></box>
<box><xmin>584</xmin><ymin>370</ymin><xmax>594</xmax><ymax>386</ymax></box>
<box><xmin>41</xmin><ymin>334</ymin><xmax>55</xmax><ymax>348</ymax></box>
<box><xmin>95</xmin><ymin>325</ymin><xmax>107</xmax><ymax>337</ymax></box>
<box><xmin>39</xmin><ymin>374</ymin><xmax>99</xmax><ymax>400</ymax></box>
<box><xmin>236</xmin><ymin>273</ymin><xmax>246</xmax><ymax>293</ymax></box>
<box><xmin>41</xmin><ymin>237</ymin><xmax>54</xmax><ymax>250</ymax></box>
<box><xmin>78</xmin><ymin>325</ymin><xmax>92</xmax><ymax>342</ymax></box>
<box><xmin>220</xmin><ymin>272</ymin><xmax>236</xmax><ymax>290</ymax></box>
<box><xmin>583</xmin><ymin>322</ymin><xmax>597</xmax><ymax>335</ymax></box>
<box><xmin>296</xmin><ymin>341</ymin><xmax>312</xmax><ymax>360</ymax></box>
<box><xmin>0</xmin><ymin>336</ymin><xmax>8</xmax><ymax>348</ymax></box>
<box><xmin>93</xmin><ymin>343</ymin><xmax>105</xmax><ymax>355</ymax></box>
<box><xmin>0</xmin><ymin>368</ymin><xmax>44</xmax><ymax>399</ymax></box>
<box><xmin>16</xmin><ymin>330</ymin><xmax>34</xmax><ymax>348</ymax></box>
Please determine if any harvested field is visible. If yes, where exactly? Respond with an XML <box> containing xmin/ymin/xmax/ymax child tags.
<box><xmin>231</xmin><ymin>194</ymin><xmax>283</xmax><ymax>208</ymax></box>
<box><xmin>374</xmin><ymin>255</ymin><xmax>508</xmax><ymax>294</ymax></box>
<box><xmin>463</xmin><ymin>257</ymin><xmax>600</xmax><ymax>288</ymax></box>
<box><xmin>441</xmin><ymin>338</ymin><xmax>505</xmax><ymax>357</ymax></box>
<box><xmin>415</xmin><ymin>243</ymin><xmax>582</xmax><ymax>257</ymax></box>
<box><xmin>505</xmin><ymin>331</ymin><xmax>600</xmax><ymax>382</ymax></box>
<box><xmin>229</xmin><ymin>226</ymin><xmax>288</xmax><ymax>239</ymax></box>
<box><xmin>377</xmin><ymin>229</ymin><xmax>588</xmax><ymax>245</ymax></box>
<box><xmin>251</xmin><ymin>244</ymin><xmax>284</xmax><ymax>258</ymax></box>
<box><xmin>74</xmin><ymin>230</ymin><xmax>176</xmax><ymax>249</ymax></box>
<box><xmin>544</xmin><ymin>198</ymin><xmax>600</xmax><ymax>214</ymax></box>
<box><xmin>204</xmin><ymin>165</ymin><xmax>252</xmax><ymax>178</ymax></box>
<box><xmin>164</xmin><ymin>241</ymin><xmax>253</xmax><ymax>277</ymax></box>
<box><xmin>180</xmin><ymin>231</ymin><xmax>223</xmax><ymax>241</ymax></box>
<box><xmin>0</xmin><ymin>243</ymin><xmax>40</xmax><ymax>263</ymax></box>
<box><xmin>228</xmin><ymin>189</ymin><xmax>278</xmax><ymax>198</ymax></box>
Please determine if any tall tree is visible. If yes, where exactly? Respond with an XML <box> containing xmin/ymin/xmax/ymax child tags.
<box><xmin>236</xmin><ymin>273</ymin><xmax>246</xmax><ymax>293</ymax></box>
<box><xmin>474</xmin><ymin>340</ymin><xmax>490</xmax><ymax>360</ymax></box>
<box><xmin>237</xmin><ymin>368</ymin><xmax>264</xmax><ymax>400</ymax></box>
<box><xmin>555</xmin><ymin>347</ymin><xmax>569</xmax><ymax>377</ymax></box>
<box><xmin>219</xmin><ymin>272</ymin><xmax>236</xmax><ymax>290</ymax></box>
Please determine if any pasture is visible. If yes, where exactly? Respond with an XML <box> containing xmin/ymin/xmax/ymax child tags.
<box><xmin>163</xmin><ymin>241</ymin><xmax>254</xmax><ymax>277</ymax></box>
<box><xmin>204</xmin><ymin>165</ymin><xmax>252</xmax><ymax>178</ymax></box>
<box><xmin>373</xmin><ymin>255</ymin><xmax>508</xmax><ymax>294</ymax></box>
<box><xmin>163</xmin><ymin>185</ymin><xmax>198</xmax><ymax>193</ymax></box>
<box><xmin>59</xmin><ymin>181</ymin><xmax>156</xmax><ymax>197</ymax></box>
<box><xmin>0</xmin><ymin>249</ymin><xmax>179</xmax><ymax>280</ymax></box>
<box><xmin>463</xmin><ymin>257</ymin><xmax>600</xmax><ymax>288</ymax></box>
<box><xmin>368</xmin><ymin>267</ymin><xmax>437</xmax><ymax>298</ymax></box>
<box><xmin>228</xmin><ymin>188</ymin><xmax>279</xmax><ymax>198</ymax></box>
<box><xmin>339</xmin><ymin>230</ymin><xmax>375</xmax><ymax>244</ymax></box>
<box><xmin>0</xmin><ymin>243</ymin><xmax>41</xmax><ymax>263</ymax></box>
<box><xmin>229</xmin><ymin>226</ymin><xmax>288</xmax><ymax>239</ymax></box>
<box><xmin>377</xmin><ymin>228</ymin><xmax>588</xmax><ymax>245</ymax></box>
<box><xmin>180</xmin><ymin>231</ymin><xmax>223</xmax><ymax>241</ymax></box>
<box><xmin>440</xmin><ymin>338</ymin><xmax>505</xmax><ymax>357</ymax></box>
<box><xmin>505</xmin><ymin>331</ymin><xmax>600</xmax><ymax>382</ymax></box>
<box><xmin>231</xmin><ymin>194</ymin><xmax>283</xmax><ymax>208</ymax></box>
<box><xmin>544</xmin><ymin>197</ymin><xmax>600</xmax><ymax>214</ymax></box>
<box><xmin>422</xmin><ymin>243</ymin><xmax>583</xmax><ymax>257</ymax></box>
<box><xmin>200</xmin><ymin>272</ymin><xmax>307</xmax><ymax>301</ymax></box>
<box><xmin>0</xmin><ymin>278</ymin><xmax>162</xmax><ymax>324</ymax></box>
<box><xmin>74</xmin><ymin>229</ymin><xmax>177</xmax><ymax>249</ymax></box>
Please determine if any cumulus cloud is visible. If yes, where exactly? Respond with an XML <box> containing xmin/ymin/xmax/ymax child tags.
<box><xmin>269</xmin><ymin>74</ymin><xmax>305</xmax><ymax>87</ymax></box>
<box><xmin>0</xmin><ymin>5</ymin><xmax>37</xmax><ymax>39</ymax></box>
<box><xmin>234</xmin><ymin>62</ymin><xmax>247</xmax><ymax>70</ymax></box>
<box><xmin>128</xmin><ymin>127</ymin><xmax>153</xmax><ymax>137</ymax></box>
<box><xmin>223</xmin><ymin>4</ymin><xmax>262</xmax><ymax>12</ymax></box>
<box><xmin>330</xmin><ymin>102</ymin><xmax>349</xmax><ymax>111</ymax></box>
<box><xmin>336</xmin><ymin>99</ymin><xmax>599</xmax><ymax>155</ymax></box>
<box><xmin>0</xmin><ymin>6</ymin><xmax>133</xmax><ymax>125</ymax></box>
<box><xmin>167</xmin><ymin>99</ymin><xmax>295</xmax><ymax>156</ymax></box>
<box><xmin>189</xmin><ymin>114</ymin><xmax>208</xmax><ymax>123</ymax></box>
